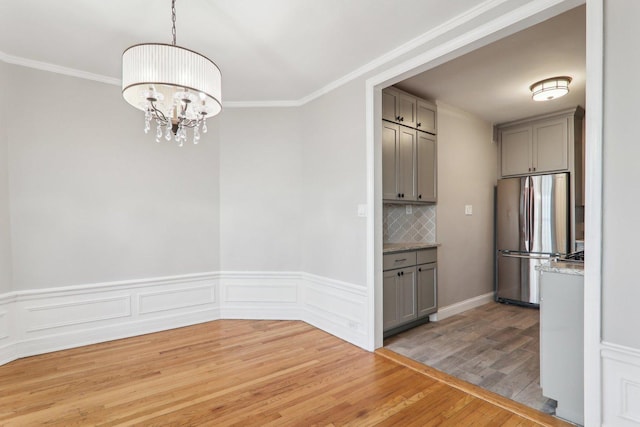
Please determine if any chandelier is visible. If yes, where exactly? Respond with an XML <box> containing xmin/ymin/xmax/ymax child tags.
<box><xmin>121</xmin><ymin>0</ymin><xmax>222</xmax><ymax>146</ymax></box>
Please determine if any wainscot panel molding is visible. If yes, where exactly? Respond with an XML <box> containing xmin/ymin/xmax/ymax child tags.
<box><xmin>219</xmin><ymin>271</ymin><xmax>302</xmax><ymax>320</ymax></box>
<box><xmin>0</xmin><ymin>273</ymin><xmax>221</xmax><ymax>366</ymax></box>
<box><xmin>301</xmin><ymin>273</ymin><xmax>368</xmax><ymax>350</ymax></box>
<box><xmin>602</xmin><ymin>341</ymin><xmax>640</xmax><ymax>426</ymax></box>
<box><xmin>0</xmin><ymin>271</ymin><xmax>369</xmax><ymax>366</ymax></box>
<box><xmin>427</xmin><ymin>291</ymin><xmax>494</xmax><ymax>322</ymax></box>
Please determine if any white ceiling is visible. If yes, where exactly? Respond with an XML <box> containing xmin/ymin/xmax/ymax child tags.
<box><xmin>0</xmin><ymin>0</ymin><xmax>482</xmax><ymax>102</ymax></box>
<box><xmin>396</xmin><ymin>5</ymin><xmax>586</xmax><ymax>124</ymax></box>
<box><xmin>0</xmin><ymin>1</ymin><xmax>585</xmax><ymax>120</ymax></box>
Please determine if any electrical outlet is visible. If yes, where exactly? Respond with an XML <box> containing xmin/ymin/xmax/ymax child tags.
<box><xmin>465</xmin><ymin>205</ymin><xmax>473</xmax><ymax>215</ymax></box>
<box><xmin>406</xmin><ymin>205</ymin><xmax>413</xmax><ymax>215</ymax></box>
<box><xmin>357</xmin><ymin>204</ymin><xmax>367</xmax><ymax>217</ymax></box>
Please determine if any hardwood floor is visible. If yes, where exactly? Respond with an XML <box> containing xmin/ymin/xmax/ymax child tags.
<box><xmin>384</xmin><ymin>302</ymin><xmax>555</xmax><ymax>414</ymax></box>
<box><xmin>0</xmin><ymin>320</ymin><xmax>570</xmax><ymax>426</ymax></box>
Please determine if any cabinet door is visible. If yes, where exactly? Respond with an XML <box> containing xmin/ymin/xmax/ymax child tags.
<box><xmin>417</xmin><ymin>263</ymin><xmax>437</xmax><ymax>317</ymax></box>
<box><xmin>416</xmin><ymin>131</ymin><xmax>436</xmax><ymax>202</ymax></box>
<box><xmin>382</xmin><ymin>89</ymin><xmax>399</xmax><ymax>123</ymax></box>
<box><xmin>383</xmin><ymin>270</ymin><xmax>400</xmax><ymax>330</ymax></box>
<box><xmin>416</xmin><ymin>100</ymin><xmax>436</xmax><ymax>134</ymax></box>
<box><xmin>533</xmin><ymin>118</ymin><xmax>568</xmax><ymax>173</ymax></box>
<box><xmin>382</xmin><ymin>122</ymin><xmax>400</xmax><ymax>200</ymax></box>
<box><xmin>398</xmin><ymin>93</ymin><xmax>417</xmax><ymax>128</ymax></box>
<box><xmin>397</xmin><ymin>267</ymin><xmax>417</xmax><ymax>324</ymax></box>
<box><xmin>398</xmin><ymin>127</ymin><xmax>417</xmax><ymax>201</ymax></box>
<box><xmin>501</xmin><ymin>126</ymin><xmax>532</xmax><ymax>176</ymax></box>
<box><xmin>383</xmin><ymin>268</ymin><xmax>417</xmax><ymax>331</ymax></box>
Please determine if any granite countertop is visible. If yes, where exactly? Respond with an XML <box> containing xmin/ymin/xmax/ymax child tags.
<box><xmin>536</xmin><ymin>260</ymin><xmax>585</xmax><ymax>276</ymax></box>
<box><xmin>383</xmin><ymin>242</ymin><xmax>439</xmax><ymax>254</ymax></box>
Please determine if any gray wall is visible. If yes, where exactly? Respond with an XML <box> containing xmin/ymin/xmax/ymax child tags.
<box><xmin>0</xmin><ymin>61</ymin><xmax>11</xmax><ymax>293</ymax></box>
<box><xmin>435</xmin><ymin>102</ymin><xmax>497</xmax><ymax>307</ymax></box>
<box><xmin>218</xmin><ymin>107</ymin><xmax>303</xmax><ymax>272</ymax></box>
<box><xmin>300</xmin><ymin>79</ymin><xmax>368</xmax><ymax>285</ymax></box>
<box><xmin>5</xmin><ymin>64</ymin><xmax>221</xmax><ymax>290</ymax></box>
<box><xmin>602</xmin><ymin>0</ymin><xmax>640</xmax><ymax>349</ymax></box>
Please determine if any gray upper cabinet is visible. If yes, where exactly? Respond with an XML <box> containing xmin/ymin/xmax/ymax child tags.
<box><xmin>417</xmin><ymin>131</ymin><xmax>437</xmax><ymax>202</ymax></box>
<box><xmin>417</xmin><ymin>100</ymin><xmax>437</xmax><ymax>134</ymax></box>
<box><xmin>383</xmin><ymin>87</ymin><xmax>417</xmax><ymax>128</ymax></box>
<box><xmin>382</xmin><ymin>87</ymin><xmax>437</xmax><ymax>203</ymax></box>
<box><xmin>382</xmin><ymin>122</ymin><xmax>418</xmax><ymax>202</ymax></box>
<box><xmin>498</xmin><ymin>108</ymin><xmax>582</xmax><ymax>177</ymax></box>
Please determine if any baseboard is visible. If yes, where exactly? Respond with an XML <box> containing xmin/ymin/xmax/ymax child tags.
<box><xmin>428</xmin><ymin>291</ymin><xmax>494</xmax><ymax>322</ymax></box>
<box><xmin>602</xmin><ymin>341</ymin><xmax>640</xmax><ymax>426</ymax></box>
<box><xmin>0</xmin><ymin>271</ymin><xmax>370</xmax><ymax>366</ymax></box>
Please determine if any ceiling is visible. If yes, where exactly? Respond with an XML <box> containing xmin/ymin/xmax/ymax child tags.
<box><xmin>0</xmin><ymin>1</ymin><xmax>585</xmax><ymax>119</ymax></box>
<box><xmin>396</xmin><ymin>5</ymin><xmax>586</xmax><ymax>124</ymax></box>
<box><xmin>0</xmin><ymin>0</ymin><xmax>483</xmax><ymax>102</ymax></box>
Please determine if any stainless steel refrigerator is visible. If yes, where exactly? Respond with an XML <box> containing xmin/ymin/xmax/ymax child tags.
<box><xmin>495</xmin><ymin>173</ymin><xmax>569</xmax><ymax>306</ymax></box>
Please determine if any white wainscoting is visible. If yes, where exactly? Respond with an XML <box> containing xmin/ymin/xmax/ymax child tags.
<box><xmin>0</xmin><ymin>271</ymin><xmax>369</xmax><ymax>366</ymax></box>
<box><xmin>602</xmin><ymin>341</ymin><xmax>640</xmax><ymax>426</ymax></box>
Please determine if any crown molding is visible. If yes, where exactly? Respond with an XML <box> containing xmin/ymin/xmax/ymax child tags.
<box><xmin>0</xmin><ymin>51</ymin><xmax>120</xmax><ymax>86</ymax></box>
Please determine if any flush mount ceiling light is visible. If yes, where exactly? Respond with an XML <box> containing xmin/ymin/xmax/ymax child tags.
<box><xmin>122</xmin><ymin>0</ymin><xmax>222</xmax><ymax>146</ymax></box>
<box><xmin>529</xmin><ymin>76</ymin><xmax>572</xmax><ymax>102</ymax></box>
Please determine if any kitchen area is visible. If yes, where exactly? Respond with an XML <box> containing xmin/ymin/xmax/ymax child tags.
<box><xmin>380</xmin><ymin>5</ymin><xmax>586</xmax><ymax>426</ymax></box>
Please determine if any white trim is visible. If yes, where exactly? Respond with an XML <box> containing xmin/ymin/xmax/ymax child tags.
<box><xmin>602</xmin><ymin>342</ymin><xmax>640</xmax><ymax>426</ymax></box>
<box><xmin>584</xmin><ymin>1</ymin><xmax>604</xmax><ymax>425</ymax></box>
<box><xmin>0</xmin><ymin>271</ymin><xmax>369</xmax><ymax>366</ymax></box>
<box><xmin>427</xmin><ymin>292</ymin><xmax>495</xmax><ymax>322</ymax></box>
<box><xmin>0</xmin><ymin>51</ymin><xmax>120</xmax><ymax>86</ymax></box>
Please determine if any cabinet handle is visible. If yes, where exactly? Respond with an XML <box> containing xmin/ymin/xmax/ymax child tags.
<box><xmin>418</xmin><ymin>268</ymin><xmax>422</xmax><ymax>272</ymax></box>
<box><xmin>397</xmin><ymin>272</ymin><xmax>401</xmax><ymax>277</ymax></box>
<box><xmin>417</xmin><ymin>122</ymin><xmax>421</xmax><ymax>128</ymax></box>
<box><xmin>400</xmin><ymin>271</ymin><xmax>404</xmax><ymax>276</ymax></box>
<box><xmin>533</xmin><ymin>167</ymin><xmax>536</xmax><ymax>171</ymax></box>
<box><xmin>395</xmin><ymin>258</ymin><xmax>407</xmax><ymax>262</ymax></box>
<box><xmin>418</xmin><ymin>194</ymin><xmax>422</xmax><ymax>199</ymax></box>
<box><xmin>397</xmin><ymin>193</ymin><xmax>401</xmax><ymax>198</ymax></box>
<box><xmin>396</xmin><ymin>116</ymin><xmax>401</xmax><ymax>121</ymax></box>
<box><xmin>528</xmin><ymin>167</ymin><xmax>532</xmax><ymax>172</ymax></box>
<box><xmin>401</xmin><ymin>193</ymin><xmax>405</xmax><ymax>198</ymax></box>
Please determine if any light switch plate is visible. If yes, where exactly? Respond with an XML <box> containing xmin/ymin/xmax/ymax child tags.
<box><xmin>465</xmin><ymin>205</ymin><xmax>473</xmax><ymax>215</ymax></box>
<box><xmin>357</xmin><ymin>204</ymin><xmax>367</xmax><ymax>217</ymax></box>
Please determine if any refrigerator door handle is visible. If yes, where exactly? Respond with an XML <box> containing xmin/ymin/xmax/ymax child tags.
<box><xmin>528</xmin><ymin>176</ymin><xmax>535</xmax><ymax>251</ymax></box>
<box><xmin>500</xmin><ymin>252</ymin><xmax>554</xmax><ymax>260</ymax></box>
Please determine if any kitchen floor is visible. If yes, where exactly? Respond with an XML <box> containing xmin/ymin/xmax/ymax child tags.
<box><xmin>384</xmin><ymin>301</ymin><xmax>556</xmax><ymax>414</ymax></box>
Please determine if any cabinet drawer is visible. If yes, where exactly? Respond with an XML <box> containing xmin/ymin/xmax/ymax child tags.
<box><xmin>383</xmin><ymin>252</ymin><xmax>417</xmax><ymax>271</ymax></box>
<box><xmin>417</xmin><ymin>248</ymin><xmax>437</xmax><ymax>265</ymax></box>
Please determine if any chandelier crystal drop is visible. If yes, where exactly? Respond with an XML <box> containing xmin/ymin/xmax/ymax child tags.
<box><xmin>121</xmin><ymin>0</ymin><xmax>222</xmax><ymax>146</ymax></box>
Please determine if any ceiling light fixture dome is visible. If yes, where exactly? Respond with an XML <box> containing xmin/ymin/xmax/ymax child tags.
<box><xmin>529</xmin><ymin>76</ymin><xmax>571</xmax><ymax>102</ymax></box>
<box><xmin>122</xmin><ymin>0</ymin><xmax>222</xmax><ymax>146</ymax></box>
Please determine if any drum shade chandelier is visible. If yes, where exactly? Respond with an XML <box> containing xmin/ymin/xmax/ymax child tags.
<box><xmin>529</xmin><ymin>76</ymin><xmax>571</xmax><ymax>102</ymax></box>
<box><xmin>122</xmin><ymin>0</ymin><xmax>222</xmax><ymax>146</ymax></box>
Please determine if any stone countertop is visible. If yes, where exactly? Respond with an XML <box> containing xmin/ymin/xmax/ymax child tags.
<box><xmin>536</xmin><ymin>260</ymin><xmax>585</xmax><ymax>276</ymax></box>
<box><xmin>383</xmin><ymin>242</ymin><xmax>439</xmax><ymax>254</ymax></box>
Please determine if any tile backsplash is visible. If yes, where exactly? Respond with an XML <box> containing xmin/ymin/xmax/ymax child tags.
<box><xmin>383</xmin><ymin>204</ymin><xmax>436</xmax><ymax>243</ymax></box>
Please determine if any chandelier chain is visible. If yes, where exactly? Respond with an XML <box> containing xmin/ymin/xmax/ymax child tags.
<box><xmin>171</xmin><ymin>0</ymin><xmax>177</xmax><ymax>45</ymax></box>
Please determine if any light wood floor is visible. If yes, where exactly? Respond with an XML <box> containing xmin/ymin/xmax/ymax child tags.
<box><xmin>384</xmin><ymin>302</ymin><xmax>554</xmax><ymax>413</ymax></box>
<box><xmin>0</xmin><ymin>320</ymin><xmax>570</xmax><ymax>426</ymax></box>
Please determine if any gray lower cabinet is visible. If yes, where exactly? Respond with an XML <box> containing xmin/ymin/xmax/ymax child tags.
<box><xmin>383</xmin><ymin>248</ymin><xmax>437</xmax><ymax>334</ymax></box>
